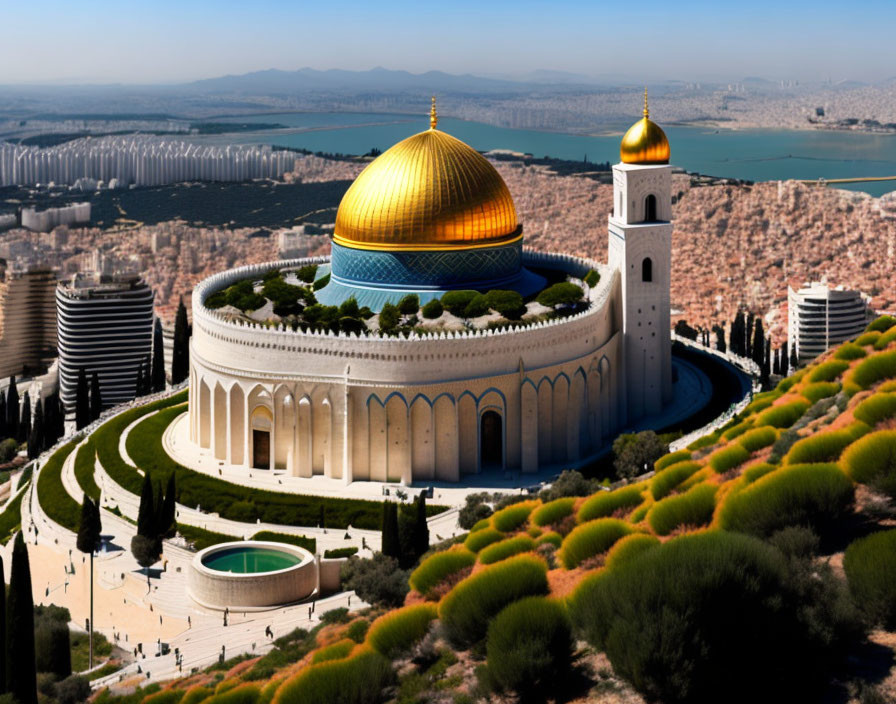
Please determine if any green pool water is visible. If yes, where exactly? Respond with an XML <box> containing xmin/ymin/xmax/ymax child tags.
<box><xmin>202</xmin><ymin>547</ymin><xmax>302</xmax><ymax>574</ymax></box>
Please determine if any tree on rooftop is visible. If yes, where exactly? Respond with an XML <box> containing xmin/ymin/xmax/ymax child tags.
<box><xmin>536</xmin><ymin>282</ymin><xmax>584</xmax><ymax>310</ymax></box>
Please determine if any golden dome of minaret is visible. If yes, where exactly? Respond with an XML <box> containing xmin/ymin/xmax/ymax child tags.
<box><xmin>333</xmin><ymin>96</ymin><xmax>520</xmax><ymax>251</ymax></box>
<box><xmin>620</xmin><ymin>88</ymin><xmax>670</xmax><ymax>165</ymax></box>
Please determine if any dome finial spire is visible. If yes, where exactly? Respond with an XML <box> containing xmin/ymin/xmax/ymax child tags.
<box><xmin>643</xmin><ymin>86</ymin><xmax>649</xmax><ymax>119</ymax></box>
<box><xmin>430</xmin><ymin>95</ymin><xmax>438</xmax><ymax>130</ymax></box>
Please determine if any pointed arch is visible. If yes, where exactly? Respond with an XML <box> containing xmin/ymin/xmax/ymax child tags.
<box><xmin>410</xmin><ymin>395</ymin><xmax>434</xmax><ymax>480</ymax></box>
<box><xmin>458</xmin><ymin>393</ymin><xmax>477</xmax><ymax>473</ymax></box>
<box><xmin>296</xmin><ymin>394</ymin><xmax>312</xmax><ymax>477</ymax></box>
<box><xmin>198</xmin><ymin>378</ymin><xmax>211</xmax><ymax>449</ymax></box>
<box><xmin>552</xmin><ymin>373</ymin><xmax>569</xmax><ymax>462</ymax></box>
<box><xmin>368</xmin><ymin>395</ymin><xmax>387</xmax><ymax>482</ymax></box>
<box><xmin>385</xmin><ymin>394</ymin><xmax>409</xmax><ymax>482</ymax></box>
<box><xmin>434</xmin><ymin>394</ymin><xmax>458</xmax><ymax>481</ymax></box>
<box><xmin>537</xmin><ymin>378</ymin><xmax>553</xmax><ymax>465</ymax></box>
<box><xmin>213</xmin><ymin>381</ymin><xmax>227</xmax><ymax>460</ymax></box>
<box><xmin>229</xmin><ymin>384</ymin><xmax>245</xmax><ymax>465</ymax></box>
<box><xmin>520</xmin><ymin>379</ymin><xmax>538</xmax><ymax>473</ymax></box>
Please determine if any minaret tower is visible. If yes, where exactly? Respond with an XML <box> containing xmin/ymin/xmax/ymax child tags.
<box><xmin>607</xmin><ymin>89</ymin><xmax>673</xmax><ymax>421</ymax></box>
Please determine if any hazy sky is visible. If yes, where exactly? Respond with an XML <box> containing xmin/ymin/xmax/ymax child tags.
<box><xmin>2</xmin><ymin>0</ymin><xmax>894</xmax><ymax>85</ymax></box>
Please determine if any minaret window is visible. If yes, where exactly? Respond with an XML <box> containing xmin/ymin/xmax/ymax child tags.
<box><xmin>642</xmin><ymin>257</ymin><xmax>653</xmax><ymax>282</ymax></box>
<box><xmin>645</xmin><ymin>194</ymin><xmax>657</xmax><ymax>222</ymax></box>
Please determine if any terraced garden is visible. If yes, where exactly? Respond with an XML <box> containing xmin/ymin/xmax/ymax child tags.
<box><xmin>92</xmin><ymin>314</ymin><xmax>896</xmax><ymax>703</ymax></box>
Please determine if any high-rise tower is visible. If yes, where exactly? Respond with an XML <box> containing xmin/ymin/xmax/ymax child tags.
<box><xmin>607</xmin><ymin>90</ymin><xmax>673</xmax><ymax>421</ymax></box>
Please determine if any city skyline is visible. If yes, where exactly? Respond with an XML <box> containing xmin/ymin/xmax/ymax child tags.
<box><xmin>3</xmin><ymin>0</ymin><xmax>896</xmax><ymax>85</ymax></box>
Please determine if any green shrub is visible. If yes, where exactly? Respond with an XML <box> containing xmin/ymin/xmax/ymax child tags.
<box><xmin>784</xmin><ymin>422</ymin><xmax>869</xmax><ymax>464</ymax></box>
<box><xmin>745</xmin><ymin>389</ymin><xmax>783</xmax><ymax>413</ymax></box>
<box><xmin>295</xmin><ymin>264</ymin><xmax>318</xmax><ymax>283</ymax></box>
<box><xmin>0</xmin><ymin>483</ymin><xmax>26</xmax><ymax>545</ymax></box>
<box><xmin>856</xmin><ymin>331</ymin><xmax>881</xmax><ymax>346</ymax></box>
<box><xmin>485</xmin><ymin>597</ymin><xmax>572</xmax><ymax>695</ymax></box>
<box><xmin>801</xmin><ymin>381</ymin><xmax>840</xmax><ymax>403</ymax></box>
<box><xmin>470</xmin><ymin>518</ymin><xmax>490</xmax><ymax>532</ymax></box>
<box><xmin>397</xmin><ymin>294</ymin><xmax>419</xmax><ymax>315</ymax></box>
<box><xmin>654</xmin><ymin>450</ymin><xmax>691</xmax><ymax>471</ymax></box>
<box><xmin>366</xmin><ymin>604</ymin><xmax>437</xmax><ymax>658</ymax></box>
<box><xmin>534</xmin><ymin>531</ymin><xmax>562</xmax><ymax>548</ymax></box>
<box><xmin>867</xmin><ymin>315</ymin><xmax>896</xmax><ymax>333</ymax></box>
<box><xmin>853</xmin><ymin>392</ymin><xmax>896</xmax><ymax>427</ymax></box>
<box><xmin>378</xmin><ymin>302</ymin><xmax>400</xmax><ymax>333</ymax></box>
<box><xmin>491</xmin><ymin>502</ymin><xmax>534</xmax><ymax>532</ymax></box>
<box><xmin>649</xmin><ymin>461</ymin><xmax>701</xmax><ymax>500</ymax></box>
<box><xmin>605</xmin><ymin>533</ymin><xmax>660</xmax><ymax>569</ymax></box>
<box><xmin>850</xmin><ymin>350</ymin><xmax>896</xmax><ymax>390</ymax></box>
<box><xmin>583</xmin><ymin>269</ymin><xmax>600</xmax><ymax>287</ymax></box>
<box><xmin>272</xmin><ymin>648</ymin><xmax>393</xmax><ymax>704</ymax></box>
<box><xmin>834</xmin><ymin>343</ymin><xmax>866</xmax><ymax>361</ymax></box>
<box><xmin>251</xmin><ymin>531</ymin><xmax>316</xmax><ymax>553</ymax></box>
<box><xmin>707</xmin><ymin>443</ymin><xmax>750</xmax><ymax>473</ymax></box>
<box><xmin>312</xmin><ymin>273</ymin><xmax>330</xmax><ymax>291</ymax></box>
<box><xmin>206</xmin><ymin>683</ymin><xmax>260</xmax><ymax>704</ymax></box>
<box><xmin>687</xmin><ymin>430</ymin><xmax>721</xmax><ymax>450</ymax></box>
<box><xmin>179</xmin><ymin>524</ymin><xmax>239</xmax><ymax>551</ymax></box>
<box><xmin>311</xmin><ymin>639</ymin><xmax>355</xmax><ymax>664</ymax></box>
<box><xmin>323</xmin><ymin>547</ymin><xmax>358</xmax><ymax>559</ymax></box>
<box><xmin>738</xmin><ymin>426</ymin><xmax>777</xmax><ymax>452</ymax></box>
<box><xmin>808</xmin><ymin>360</ymin><xmax>850</xmax><ymax>383</ymax></box>
<box><xmin>463</xmin><ymin>293</ymin><xmax>489</xmax><ymax>318</ymax></box>
<box><xmin>181</xmin><ymin>686</ymin><xmax>214</xmax><ymax>704</ymax></box>
<box><xmin>756</xmin><ymin>399</ymin><xmax>810</xmax><ymax>428</ymax></box>
<box><xmin>874</xmin><ymin>326</ymin><xmax>896</xmax><ymax>350</ymax></box>
<box><xmin>420</xmin><ymin>299</ymin><xmax>443</xmax><ymax>319</ymax></box>
<box><xmin>440</xmin><ymin>290</ymin><xmax>478</xmax><ymax>317</ymax></box>
<box><xmin>536</xmin><ymin>282</ymin><xmax>584</xmax><ymax>309</ymax></box>
<box><xmin>409</xmin><ymin>548</ymin><xmax>476</xmax><ymax>596</ymax></box>
<box><xmin>73</xmin><ymin>437</ymin><xmax>100</xmax><ymax>501</ymax></box>
<box><xmin>530</xmin><ymin>498</ymin><xmax>575</xmax><ymax>527</ymax></box>
<box><xmin>484</xmin><ymin>290</ymin><xmax>525</xmax><ymax>319</ymax></box>
<box><xmin>36</xmin><ymin>441</ymin><xmax>80</xmax><ymax>531</ymax></box>
<box><xmin>721</xmin><ymin>420</ymin><xmax>752</xmax><ymax>441</ymax></box>
<box><xmin>578</xmin><ymin>485</ymin><xmax>644</xmax><ymax>522</ymax></box>
<box><xmin>438</xmin><ymin>554</ymin><xmax>548</xmax><ymax>646</ymax></box>
<box><xmin>567</xmin><ymin>531</ymin><xmax>861</xmax><ymax>704</ymax></box>
<box><xmin>479</xmin><ymin>536</ymin><xmax>535</xmax><ymax>565</ymax></box>
<box><xmin>719</xmin><ymin>463</ymin><xmax>854</xmax><ymax>538</ymax></box>
<box><xmin>559</xmin><ymin>518</ymin><xmax>632</xmax><ymax>569</ymax></box>
<box><xmin>742</xmin><ymin>462</ymin><xmax>776</xmax><ymax>484</ymax></box>
<box><xmin>464</xmin><ymin>528</ymin><xmax>504</xmax><ymax>553</ymax></box>
<box><xmin>647</xmin><ymin>484</ymin><xmax>717</xmax><ymax>536</ymax></box>
<box><xmin>843</xmin><ymin>529</ymin><xmax>896</xmax><ymax>629</ymax></box>
<box><xmin>345</xmin><ymin>620</ymin><xmax>369</xmax><ymax>644</ymax></box>
<box><xmin>840</xmin><ymin>430</ymin><xmax>896</xmax><ymax>494</ymax></box>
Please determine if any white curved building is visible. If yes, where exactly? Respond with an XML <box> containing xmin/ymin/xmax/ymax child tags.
<box><xmin>788</xmin><ymin>282</ymin><xmax>870</xmax><ymax>363</ymax></box>
<box><xmin>188</xmin><ymin>99</ymin><xmax>676</xmax><ymax>483</ymax></box>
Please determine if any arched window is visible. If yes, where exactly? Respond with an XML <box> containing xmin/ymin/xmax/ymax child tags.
<box><xmin>642</xmin><ymin>257</ymin><xmax>653</xmax><ymax>282</ymax></box>
<box><xmin>645</xmin><ymin>194</ymin><xmax>657</xmax><ymax>221</ymax></box>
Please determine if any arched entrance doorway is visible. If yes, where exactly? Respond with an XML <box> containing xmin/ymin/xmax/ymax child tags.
<box><xmin>250</xmin><ymin>406</ymin><xmax>273</xmax><ymax>469</ymax></box>
<box><xmin>480</xmin><ymin>411</ymin><xmax>503</xmax><ymax>468</ymax></box>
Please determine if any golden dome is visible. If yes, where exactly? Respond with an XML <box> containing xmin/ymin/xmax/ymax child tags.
<box><xmin>620</xmin><ymin>89</ymin><xmax>670</xmax><ymax>165</ymax></box>
<box><xmin>333</xmin><ymin>101</ymin><xmax>520</xmax><ymax>251</ymax></box>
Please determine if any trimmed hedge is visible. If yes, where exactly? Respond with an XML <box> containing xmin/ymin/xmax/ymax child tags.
<box><xmin>801</xmin><ymin>381</ymin><xmax>840</xmax><ymax>404</ymax></box>
<box><xmin>719</xmin><ymin>463</ymin><xmax>854</xmax><ymax>538</ymax></box>
<box><xmin>559</xmin><ymin>518</ymin><xmax>632</xmax><ymax>569</ymax></box>
<box><xmin>486</xmin><ymin>597</ymin><xmax>572</xmax><ymax>695</ymax></box>
<box><xmin>251</xmin><ymin>531</ymin><xmax>316</xmax><ymax>553</ymax></box>
<box><xmin>654</xmin><ymin>450</ymin><xmax>692</xmax><ymax>472</ymax></box>
<box><xmin>577</xmin><ymin>485</ymin><xmax>644</xmax><ymax>522</ymax></box>
<box><xmin>650</xmin><ymin>461</ymin><xmax>701</xmax><ymax>500</ymax></box>
<box><xmin>707</xmin><ymin>444</ymin><xmax>750</xmax><ymax>473</ymax></box>
<box><xmin>834</xmin><ymin>343</ymin><xmax>866</xmax><ymax>361</ymax></box>
<box><xmin>604</xmin><ymin>533</ymin><xmax>660</xmax><ymax>570</ymax></box>
<box><xmin>840</xmin><ymin>430</ymin><xmax>896</xmax><ymax>486</ymax></box>
<box><xmin>849</xmin><ymin>350</ymin><xmax>896</xmax><ymax>390</ymax></box>
<box><xmin>738</xmin><ymin>426</ymin><xmax>777</xmax><ymax>453</ymax></box>
<box><xmin>123</xmin><ymin>405</ymin><xmax>445</xmax><ymax>529</ymax></box>
<box><xmin>478</xmin><ymin>535</ymin><xmax>536</xmax><ymax>565</ymax></box>
<box><xmin>843</xmin><ymin>529</ymin><xmax>896</xmax><ymax>629</ymax></box>
<box><xmin>808</xmin><ymin>360</ymin><xmax>850</xmax><ymax>383</ymax></box>
<box><xmin>36</xmin><ymin>441</ymin><xmax>80</xmax><ymax>531</ymax></box>
<box><xmin>744</xmin><ymin>390</ymin><xmax>782</xmax><ymax>414</ymax></box>
<box><xmin>366</xmin><ymin>604</ymin><xmax>437</xmax><ymax>658</ymax></box>
<box><xmin>873</xmin><ymin>326</ymin><xmax>896</xmax><ymax>351</ymax></box>
<box><xmin>272</xmin><ymin>647</ymin><xmax>393</xmax><ymax>704</ymax></box>
<box><xmin>721</xmin><ymin>420</ymin><xmax>752</xmax><ymax>441</ymax></box>
<box><xmin>409</xmin><ymin>548</ymin><xmax>476</xmax><ymax>596</ymax></box>
<box><xmin>438</xmin><ymin>554</ymin><xmax>548</xmax><ymax>646</ymax></box>
<box><xmin>855</xmin><ymin>331</ymin><xmax>881</xmax><ymax>347</ymax></box>
<box><xmin>853</xmin><ymin>392</ymin><xmax>896</xmax><ymax>427</ymax></box>
<box><xmin>530</xmin><ymin>497</ymin><xmax>575</xmax><ymax>527</ymax></box>
<box><xmin>179</xmin><ymin>524</ymin><xmax>239</xmax><ymax>551</ymax></box>
<box><xmin>647</xmin><ymin>483</ymin><xmax>717</xmax><ymax>536</ymax></box>
<box><xmin>742</xmin><ymin>462</ymin><xmax>776</xmax><ymax>484</ymax></box>
<box><xmin>784</xmin><ymin>422</ymin><xmax>869</xmax><ymax>465</ymax></box>
<box><xmin>687</xmin><ymin>430</ymin><xmax>721</xmax><ymax>451</ymax></box>
<box><xmin>867</xmin><ymin>315</ymin><xmax>896</xmax><ymax>333</ymax></box>
<box><xmin>535</xmin><ymin>531</ymin><xmax>562</xmax><ymax>548</ymax></box>
<box><xmin>756</xmin><ymin>399</ymin><xmax>810</xmax><ymax>429</ymax></box>
<box><xmin>311</xmin><ymin>639</ymin><xmax>355</xmax><ymax>664</ymax></box>
<box><xmin>464</xmin><ymin>527</ymin><xmax>504</xmax><ymax>553</ymax></box>
<box><xmin>491</xmin><ymin>502</ymin><xmax>535</xmax><ymax>532</ymax></box>
<box><xmin>73</xmin><ymin>437</ymin><xmax>100</xmax><ymax>501</ymax></box>
<box><xmin>323</xmin><ymin>547</ymin><xmax>358</xmax><ymax>559</ymax></box>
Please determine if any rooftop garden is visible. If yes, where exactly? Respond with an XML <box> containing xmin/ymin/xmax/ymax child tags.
<box><xmin>94</xmin><ymin>316</ymin><xmax>896</xmax><ymax>703</ymax></box>
<box><xmin>203</xmin><ymin>265</ymin><xmax>601</xmax><ymax>337</ymax></box>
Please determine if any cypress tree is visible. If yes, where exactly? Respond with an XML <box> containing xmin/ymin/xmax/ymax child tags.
<box><xmin>153</xmin><ymin>483</ymin><xmax>165</xmax><ymax>536</ymax></box>
<box><xmin>6</xmin><ymin>377</ymin><xmax>18</xmax><ymax>441</ymax></box>
<box><xmin>151</xmin><ymin>318</ymin><xmax>166</xmax><ymax>393</ymax></box>
<box><xmin>790</xmin><ymin>345</ymin><xmax>799</xmax><ymax>373</ymax></box>
<box><xmin>381</xmin><ymin>502</ymin><xmax>400</xmax><ymax>560</ymax></box>
<box><xmin>160</xmin><ymin>472</ymin><xmax>177</xmax><ymax>538</ymax></box>
<box><xmin>745</xmin><ymin>312</ymin><xmax>755</xmax><ymax>358</ymax></box>
<box><xmin>752</xmin><ymin>319</ymin><xmax>765</xmax><ymax>369</ymax></box>
<box><xmin>27</xmin><ymin>398</ymin><xmax>42</xmax><ymax>460</ymax></box>
<box><xmin>0</xmin><ymin>392</ymin><xmax>6</xmax><ymax>439</ymax></box>
<box><xmin>18</xmin><ymin>391</ymin><xmax>30</xmax><ymax>444</ymax></box>
<box><xmin>75</xmin><ymin>368</ymin><xmax>90</xmax><ymax>430</ymax></box>
<box><xmin>0</xmin><ymin>554</ymin><xmax>5</xmax><ymax>694</ymax></box>
<box><xmin>137</xmin><ymin>473</ymin><xmax>155</xmax><ymax>538</ymax></box>
<box><xmin>171</xmin><ymin>297</ymin><xmax>190</xmax><ymax>385</ymax></box>
<box><xmin>77</xmin><ymin>495</ymin><xmax>102</xmax><ymax>669</ymax></box>
<box><xmin>90</xmin><ymin>371</ymin><xmax>102</xmax><ymax>421</ymax></box>
<box><xmin>7</xmin><ymin>532</ymin><xmax>36</xmax><ymax>704</ymax></box>
<box><xmin>414</xmin><ymin>494</ymin><xmax>429</xmax><ymax>560</ymax></box>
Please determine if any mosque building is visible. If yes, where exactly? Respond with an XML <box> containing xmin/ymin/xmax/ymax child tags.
<box><xmin>186</xmin><ymin>95</ymin><xmax>675</xmax><ymax>483</ymax></box>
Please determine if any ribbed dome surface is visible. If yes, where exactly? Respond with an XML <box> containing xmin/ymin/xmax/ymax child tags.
<box><xmin>333</xmin><ymin>128</ymin><xmax>520</xmax><ymax>251</ymax></box>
